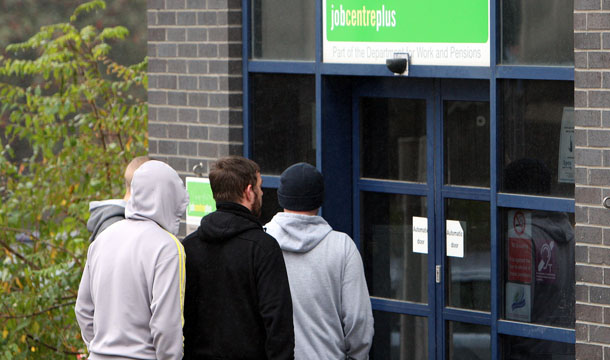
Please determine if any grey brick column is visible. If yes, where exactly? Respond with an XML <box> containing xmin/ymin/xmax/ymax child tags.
<box><xmin>147</xmin><ymin>0</ymin><xmax>243</xmax><ymax>179</ymax></box>
<box><xmin>574</xmin><ymin>0</ymin><xmax>610</xmax><ymax>358</ymax></box>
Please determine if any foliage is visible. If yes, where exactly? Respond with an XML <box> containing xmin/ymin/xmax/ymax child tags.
<box><xmin>0</xmin><ymin>1</ymin><xmax>148</xmax><ymax>358</ymax></box>
<box><xmin>0</xmin><ymin>0</ymin><xmax>147</xmax><ymax>67</ymax></box>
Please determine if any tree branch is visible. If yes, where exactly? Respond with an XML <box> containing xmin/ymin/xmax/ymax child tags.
<box><xmin>0</xmin><ymin>233</ymin><xmax>40</xmax><ymax>270</ymax></box>
<box><xmin>0</xmin><ymin>226</ymin><xmax>40</xmax><ymax>240</ymax></box>
<box><xmin>39</xmin><ymin>238</ymin><xmax>82</xmax><ymax>268</ymax></box>
<box><xmin>26</xmin><ymin>332</ymin><xmax>82</xmax><ymax>355</ymax></box>
<box><xmin>0</xmin><ymin>301</ymin><xmax>76</xmax><ymax>319</ymax></box>
<box><xmin>0</xmin><ymin>226</ymin><xmax>82</xmax><ymax>268</ymax></box>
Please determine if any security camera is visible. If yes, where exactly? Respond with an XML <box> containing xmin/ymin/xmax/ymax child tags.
<box><xmin>386</xmin><ymin>53</ymin><xmax>409</xmax><ymax>76</ymax></box>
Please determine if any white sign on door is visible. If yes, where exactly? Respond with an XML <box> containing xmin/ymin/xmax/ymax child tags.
<box><xmin>412</xmin><ymin>216</ymin><xmax>428</xmax><ymax>254</ymax></box>
<box><xmin>446</xmin><ymin>220</ymin><xmax>465</xmax><ymax>258</ymax></box>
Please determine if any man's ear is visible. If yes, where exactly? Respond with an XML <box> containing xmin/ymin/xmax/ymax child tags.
<box><xmin>244</xmin><ymin>184</ymin><xmax>254</xmax><ymax>202</ymax></box>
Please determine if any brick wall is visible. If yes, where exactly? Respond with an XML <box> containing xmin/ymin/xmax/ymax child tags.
<box><xmin>574</xmin><ymin>0</ymin><xmax>610</xmax><ymax>358</ymax></box>
<box><xmin>147</xmin><ymin>0</ymin><xmax>243</xmax><ymax>180</ymax></box>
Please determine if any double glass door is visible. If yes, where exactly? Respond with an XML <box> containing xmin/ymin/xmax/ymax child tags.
<box><xmin>354</xmin><ymin>78</ymin><xmax>491</xmax><ymax>359</ymax></box>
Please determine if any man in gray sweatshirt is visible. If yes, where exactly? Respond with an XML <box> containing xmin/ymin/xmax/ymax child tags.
<box><xmin>265</xmin><ymin>162</ymin><xmax>374</xmax><ymax>360</ymax></box>
<box><xmin>75</xmin><ymin>160</ymin><xmax>189</xmax><ymax>360</ymax></box>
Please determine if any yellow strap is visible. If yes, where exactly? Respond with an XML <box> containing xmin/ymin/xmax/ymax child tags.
<box><xmin>167</xmin><ymin>232</ymin><xmax>186</xmax><ymax>326</ymax></box>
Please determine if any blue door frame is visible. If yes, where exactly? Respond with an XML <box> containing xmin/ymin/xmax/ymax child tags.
<box><xmin>352</xmin><ymin>77</ymin><xmax>493</xmax><ymax>359</ymax></box>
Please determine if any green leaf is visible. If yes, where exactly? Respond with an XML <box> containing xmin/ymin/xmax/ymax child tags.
<box><xmin>98</xmin><ymin>26</ymin><xmax>129</xmax><ymax>41</ymax></box>
<box><xmin>71</xmin><ymin>0</ymin><xmax>106</xmax><ymax>22</ymax></box>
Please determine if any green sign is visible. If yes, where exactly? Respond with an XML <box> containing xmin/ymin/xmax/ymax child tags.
<box><xmin>326</xmin><ymin>0</ymin><xmax>488</xmax><ymax>43</ymax></box>
<box><xmin>186</xmin><ymin>177</ymin><xmax>216</xmax><ymax>224</ymax></box>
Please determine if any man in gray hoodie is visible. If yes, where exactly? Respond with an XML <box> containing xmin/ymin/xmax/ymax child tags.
<box><xmin>265</xmin><ymin>162</ymin><xmax>374</xmax><ymax>360</ymax></box>
<box><xmin>75</xmin><ymin>160</ymin><xmax>189</xmax><ymax>360</ymax></box>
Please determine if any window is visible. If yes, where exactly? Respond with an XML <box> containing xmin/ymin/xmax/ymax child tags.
<box><xmin>250</xmin><ymin>74</ymin><xmax>316</xmax><ymax>175</ymax></box>
<box><xmin>444</xmin><ymin>100</ymin><xmax>490</xmax><ymax>187</ymax></box>
<box><xmin>502</xmin><ymin>335</ymin><xmax>575</xmax><ymax>359</ymax></box>
<box><xmin>502</xmin><ymin>209</ymin><xmax>575</xmax><ymax>328</ymax></box>
<box><xmin>251</xmin><ymin>0</ymin><xmax>315</xmax><ymax>60</ymax></box>
<box><xmin>501</xmin><ymin>0</ymin><xmax>574</xmax><ymax>65</ymax></box>
<box><xmin>372</xmin><ymin>311</ymin><xmax>428</xmax><ymax>360</ymax></box>
<box><xmin>361</xmin><ymin>192</ymin><xmax>428</xmax><ymax>303</ymax></box>
<box><xmin>360</xmin><ymin>97</ymin><xmax>427</xmax><ymax>183</ymax></box>
<box><xmin>501</xmin><ymin>80</ymin><xmax>574</xmax><ymax>198</ymax></box>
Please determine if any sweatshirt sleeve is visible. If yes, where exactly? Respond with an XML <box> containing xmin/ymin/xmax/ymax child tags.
<box><xmin>75</xmin><ymin>260</ymin><xmax>95</xmax><ymax>349</ymax></box>
<box><xmin>256</xmin><ymin>244</ymin><xmax>295</xmax><ymax>360</ymax></box>
<box><xmin>150</xmin><ymin>237</ymin><xmax>186</xmax><ymax>360</ymax></box>
<box><xmin>342</xmin><ymin>237</ymin><xmax>374</xmax><ymax>360</ymax></box>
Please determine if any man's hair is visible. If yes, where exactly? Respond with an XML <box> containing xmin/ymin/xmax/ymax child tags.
<box><xmin>124</xmin><ymin>155</ymin><xmax>151</xmax><ymax>190</ymax></box>
<box><xmin>209</xmin><ymin>156</ymin><xmax>260</xmax><ymax>203</ymax></box>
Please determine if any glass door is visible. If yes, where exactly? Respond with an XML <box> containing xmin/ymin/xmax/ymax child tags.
<box><xmin>440</xmin><ymin>80</ymin><xmax>491</xmax><ymax>360</ymax></box>
<box><xmin>353</xmin><ymin>78</ymin><xmax>490</xmax><ymax>359</ymax></box>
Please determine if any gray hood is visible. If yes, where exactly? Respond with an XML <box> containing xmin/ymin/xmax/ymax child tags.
<box><xmin>532</xmin><ymin>212</ymin><xmax>574</xmax><ymax>244</ymax></box>
<box><xmin>86</xmin><ymin>199</ymin><xmax>126</xmax><ymax>241</ymax></box>
<box><xmin>125</xmin><ymin>160</ymin><xmax>189</xmax><ymax>235</ymax></box>
<box><xmin>265</xmin><ymin>212</ymin><xmax>332</xmax><ymax>253</ymax></box>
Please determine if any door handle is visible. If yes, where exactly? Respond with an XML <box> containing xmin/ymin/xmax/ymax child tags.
<box><xmin>436</xmin><ymin>265</ymin><xmax>441</xmax><ymax>283</ymax></box>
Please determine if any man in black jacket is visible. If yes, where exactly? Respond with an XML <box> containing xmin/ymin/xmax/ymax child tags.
<box><xmin>182</xmin><ymin>156</ymin><xmax>294</xmax><ymax>360</ymax></box>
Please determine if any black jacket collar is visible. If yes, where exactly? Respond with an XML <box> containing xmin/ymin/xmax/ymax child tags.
<box><xmin>215</xmin><ymin>202</ymin><xmax>262</xmax><ymax>226</ymax></box>
<box><xmin>196</xmin><ymin>202</ymin><xmax>262</xmax><ymax>243</ymax></box>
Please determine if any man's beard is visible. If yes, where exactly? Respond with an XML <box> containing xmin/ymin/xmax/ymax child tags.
<box><xmin>252</xmin><ymin>194</ymin><xmax>262</xmax><ymax>217</ymax></box>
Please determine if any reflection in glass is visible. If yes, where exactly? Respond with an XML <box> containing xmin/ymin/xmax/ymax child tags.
<box><xmin>502</xmin><ymin>208</ymin><xmax>575</xmax><ymax>328</ymax></box>
<box><xmin>501</xmin><ymin>0</ymin><xmax>573</xmax><ymax>65</ymax></box>
<box><xmin>445</xmin><ymin>199</ymin><xmax>490</xmax><ymax>311</ymax></box>
<box><xmin>371</xmin><ymin>311</ymin><xmax>428</xmax><ymax>360</ymax></box>
<box><xmin>260</xmin><ymin>187</ymin><xmax>281</xmax><ymax>225</ymax></box>
<box><xmin>360</xmin><ymin>97</ymin><xmax>427</xmax><ymax>182</ymax></box>
<box><xmin>446</xmin><ymin>322</ymin><xmax>490</xmax><ymax>360</ymax></box>
<box><xmin>444</xmin><ymin>101</ymin><xmax>490</xmax><ymax>187</ymax></box>
<box><xmin>252</xmin><ymin>0</ymin><xmax>315</xmax><ymax>60</ymax></box>
<box><xmin>501</xmin><ymin>80</ymin><xmax>574</xmax><ymax>198</ymax></box>
<box><xmin>251</xmin><ymin>74</ymin><xmax>315</xmax><ymax>175</ymax></box>
<box><xmin>361</xmin><ymin>192</ymin><xmax>428</xmax><ymax>303</ymax></box>
<box><xmin>502</xmin><ymin>334</ymin><xmax>575</xmax><ymax>359</ymax></box>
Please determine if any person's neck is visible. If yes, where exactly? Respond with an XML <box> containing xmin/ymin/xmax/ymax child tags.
<box><xmin>238</xmin><ymin>199</ymin><xmax>252</xmax><ymax>212</ymax></box>
<box><xmin>284</xmin><ymin>208</ymin><xmax>319</xmax><ymax>216</ymax></box>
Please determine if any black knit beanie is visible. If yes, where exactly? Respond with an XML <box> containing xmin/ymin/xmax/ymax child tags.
<box><xmin>277</xmin><ymin>162</ymin><xmax>324</xmax><ymax>211</ymax></box>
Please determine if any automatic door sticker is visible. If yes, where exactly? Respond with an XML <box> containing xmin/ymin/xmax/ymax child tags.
<box><xmin>446</xmin><ymin>220</ymin><xmax>465</xmax><ymax>258</ymax></box>
<box><xmin>412</xmin><ymin>216</ymin><xmax>428</xmax><ymax>254</ymax></box>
